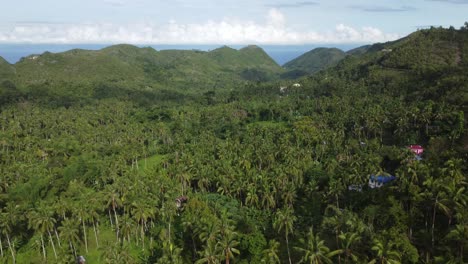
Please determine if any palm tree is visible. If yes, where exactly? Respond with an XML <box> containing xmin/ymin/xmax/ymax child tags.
<box><xmin>101</xmin><ymin>241</ymin><xmax>136</xmax><ymax>264</ymax></box>
<box><xmin>337</xmin><ymin>231</ymin><xmax>361</xmax><ymax>263</ymax></box>
<box><xmin>294</xmin><ymin>228</ymin><xmax>340</xmax><ymax>264</ymax></box>
<box><xmin>273</xmin><ymin>207</ymin><xmax>296</xmax><ymax>264</ymax></box>
<box><xmin>445</xmin><ymin>224</ymin><xmax>467</xmax><ymax>262</ymax></box>
<box><xmin>27</xmin><ymin>204</ymin><xmax>58</xmax><ymax>259</ymax></box>
<box><xmin>195</xmin><ymin>240</ymin><xmax>222</xmax><ymax>264</ymax></box>
<box><xmin>158</xmin><ymin>240</ymin><xmax>184</xmax><ymax>264</ymax></box>
<box><xmin>131</xmin><ymin>200</ymin><xmax>155</xmax><ymax>247</ymax></box>
<box><xmin>58</xmin><ymin>219</ymin><xmax>80</xmax><ymax>257</ymax></box>
<box><xmin>103</xmin><ymin>184</ymin><xmax>122</xmax><ymax>238</ymax></box>
<box><xmin>119</xmin><ymin>214</ymin><xmax>134</xmax><ymax>243</ymax></box>
<box><xmin>368</xmin><ymin>238</ymin><xmax>401</xmax><ymax>264</ymax></box>
<box><xmin>198</xmin><ymin>218</ymin><xmax>220</xmax><ymax>244</ymax></box>
<box><xmin>218</xmin><ymin>229</ymin><xmax>240</xmax><ymax>264</ymax></box>
<box><xmin>86</xmin><ymin>194</ymin><xmax>102</xmax><ymax>248</ymax></box>
<box><xmin>54</xmin><ymin>197</ymin><xmax>70</xmax><ymax>221</ymax></box>
<box><xmin>73</xmin><ymin>202</ymin><xmax>90</xmax><ymax>253</ymax></box>
<box><xmin>245</xmin><ymin>184</ymin><xmax>259</xmax><ymax>208</ymax></box>
<box><xmin>0</xmin><ymin>203</ymin><xmax>20</xmax><ymax>264</ymax></box>
<box><xmin>261</xmin><ymin>240</ymin><xmax>281</xmax><ymax>264</ymax></box>
<box><xmin>422</xmin><ymin>176</ymin><xmax>451</xmax><ymax>249</ymax></box>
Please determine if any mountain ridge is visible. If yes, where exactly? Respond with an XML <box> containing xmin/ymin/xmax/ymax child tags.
<box><xmin>11</xmin><ymin>44</ymin><xmax>284</xmax><ymax>100</ymax></box>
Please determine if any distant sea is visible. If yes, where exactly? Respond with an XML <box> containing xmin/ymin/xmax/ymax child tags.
<box><xmin>0</xmin><ymin>43</ymin><xmax>363</xmax><ymax>66</ymax></box>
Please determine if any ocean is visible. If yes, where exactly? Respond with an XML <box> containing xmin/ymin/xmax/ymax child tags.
<box><xmin>0</xmin><ymin>43</ymin><xmax>362</xmax><ymax>66</ymax></box>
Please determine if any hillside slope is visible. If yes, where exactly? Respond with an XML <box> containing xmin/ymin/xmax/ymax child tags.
<box><xmin>282</xmin><ymin>48</ymin><xmax>346</xmax><ymax>78</ymax></box>
<box><xmin>0</xmin><ymin>56</ymin><xmax>15</xmax><ymax>80</ymax></box>
<box><xmin>295</xmin><ymin>27</ymin><xmax>468</xmax><ymax>152</ymax></box>
<box><xmin>317</xmin><ymin>27</ymin><xmax>468</xmax><ymax>104</ymax></box>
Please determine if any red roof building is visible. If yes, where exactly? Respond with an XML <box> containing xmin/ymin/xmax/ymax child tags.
<box><xmin>409</xmin><ymin>145</ymin><xmax>424</xmax><ymax>155</ymax></box>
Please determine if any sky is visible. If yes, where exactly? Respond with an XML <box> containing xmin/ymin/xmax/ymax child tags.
<box><xmin>0</xmin><ymin>0</ymin><xmax>467</xmax><ymax>45</ymax></box>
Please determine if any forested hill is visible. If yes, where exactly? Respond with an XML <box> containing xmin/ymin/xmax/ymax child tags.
<box><xmin>282</xmin><ymin>47</ymin><xmax>346</xmax><ymax>78</ymax></box>
<box><xmin>0</xmin><ymin>26</ymin><xmax>467</xmax><ymax>264</ymax></box>
<box><xmin>3</xmin><ymin>44</ymin><xmax>283</xmax><ymax>105</ymax></box>
<box><xmin>0</xmin><ymin>55</ymin><xmax>14</xmax><ymax>80</ymax></box>
<box><xmin>304</xmin><ymin>26</ymin><xmax>468</xmax><ymax>106</ymax></box>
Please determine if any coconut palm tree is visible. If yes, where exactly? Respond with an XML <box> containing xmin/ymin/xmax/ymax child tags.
<box><xmin>132</xmin><ymin>200</ymin><xmax>155</xmax><ymax>247</ymax></box>
<box><xmin>261</xmin><ymin>240</ymin><xmax>281</xmax><ymax>264</ymax></box>
<box><xmin>445</xmin><ymin>224</ymin><xmax>468</xmax><ymax>262</ymax></box>
<box><xmin>119</xmin><ymin>214</ymin><xmax>135</xmax><ymax>243</ymax></box>
<box><xmin>0</xmin><ymin>203</ymin><xmax>21</xmax><ymax>264</ymax></box>
<box><xmin>196</xmin><ymin>240</ymin><xmax>222</xmax><ymax>264</ymax></box>
<box><xmin>73</xmin><ymin>201</ymin><xmax>90</xmax><ymax>253</ymax></box>
<box><xmin>27</xmin><ymin>204</ymin><xmax>58</xmax><ymax>259</ymax></box>
<box><xmin>101</xmin><ymin>241</ymin><xmax>136</xmax><ymax>264</ymax></box>
<box><xmin>294</xmin><ymin>228</ymin><xmax>340</xmax><ymax>264</ymax></box>
<box><xmin>337</xmin><ymin>231</ymin><xmax>361</xmax><ymax>263</ymax></box>
<box><xmin>217</xmin><ymin>229</ymin><xmax>240</xmax><ymax>264</ymax></box>
<box><xmin>368</xmin><ymin>238</ymin><xmax>401</xmax><ymax>264</ymax></box>
<box><xmin>58</xmin><ymin>219</ymin><xmax>80</xmax><ymax>257</ymax></box>
<box><xmin>273</xmin><ymin>207</ymin><xmax>296</xmax><ymax>264</ymax></box>
<box><xmin>103</xmin><ymin>184</ymin><xmax>122</xmax><ymax>238</ymax></box>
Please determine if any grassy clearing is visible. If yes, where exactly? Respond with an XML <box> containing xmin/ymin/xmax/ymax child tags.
<box><xmin>138</xmin><ymin>154</ymin><xmax>166</xmax><ymax>173</ymax></box>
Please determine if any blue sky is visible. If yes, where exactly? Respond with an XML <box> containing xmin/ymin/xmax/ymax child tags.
<box><xmin>0</xmin><ymin>0</ymin><xmax>467</xmax><ymax>44</ymax></box>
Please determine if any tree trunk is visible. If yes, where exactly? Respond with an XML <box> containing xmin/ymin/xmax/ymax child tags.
<box><xmin>6</xmin><ymin>234</ymin><xmax>15</xmax><ymax>264</ymax></box>
<box><xmin>168</xmin><ymin>222</ymin><xmax>171</xmax><ymax>244</ymax></box>
<box><xmin>460</xmin><ymin>242</ymin><xmax>463</xmax><ymax>264</ymax></box>
<box><xmin>286</xmin><ymin>234</ymin><xmax>292</xmax><ymax>264</ymax></box>
<box><xmin>0</xmin><ymin>236</ymin><xmax>4</xmax><ymax>257</ymax></box>
<box><xmin>136</xmin><ymin>222</ymin><xmax>140</xmax><ymax>246</ymax></box>
<box><xmin>226</xmin><ymin>250</ymin><xmax>230</xmax><ymax>264</ymax></box>
<box><xmin>93</xmin><ymin>220</ymin><xmax>99</xmax><ymax>247</ymax></box>
<box><xmin>54</xmin><ymin>228</ymin><xmax>62</xmax><ymax>247</ymax></box>
<box><xmin>81</xmin><ymin>219</ymin><xmax>88</xmax><ymax>253</ymax></box>
<box><xmin>141</xmin><ymin>222</ymin><xmax>145</xmax><ymax>248</ymax></box>
<box><xmin>48</xmin><ymin>229</ymin><xmax>57</xmax><ymax>259</ymax></box>
<box><xmin>432</xmin><ymin>201</ymin><xmax>436</xmax><ymax>250</ymax></box>
<box><xmin>336</xmin><ymin>233</ymin><xmax>342</xmax><ymax>264</ymax></box>
<box><xmin>108</xmin><ymin>209</ymin><xmax>114</xmax><ymax>228</ymax></box>
<box><xmin>69</xmin><ymin>241</ymin><xmax>76</xmax><ymax>257</ymax></box>
<box><xmin>41</xmin><ymin>234</ymin><xmax>46</xmax><ymax>260</ymax></box>
<box><xmin>113</xmin><ymin>205</ymin><xmax>120</xmax><ymax>239</ymax></box>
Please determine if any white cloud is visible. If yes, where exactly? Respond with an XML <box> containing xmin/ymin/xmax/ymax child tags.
<box><xmin>103</xmin><ymin>0</ymin><xmax>126</xmax><ymax>6</ymax></box>
<box><xmin>0</xmin><ymin>9</ymin><xmax>399</xmax><ymax>44</ymax></box>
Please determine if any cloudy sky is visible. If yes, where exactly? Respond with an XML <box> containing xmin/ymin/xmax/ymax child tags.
<box><xmin>0</xmin><ymin>0</ymin><xmax>467</xmax><ymax>44</ymax></box>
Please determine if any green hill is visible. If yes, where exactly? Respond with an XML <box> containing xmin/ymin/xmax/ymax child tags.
<box><xmin>282</xmin><ymin>47</ymin><xmax>346</xmax><ymax>78</ymax></box>
<box><xmin>206</xmin><ymin>45</ymin><xmax>284</xmax><ymax>81</ymax></box>
<box><xmin>0</xmin><ymin>56</ymin><xmax>20</xmax><ymax>105</ymax></box>
<box><xmin>316</xmin><ymin>27</ymin><xmax>468</xmax><ymax>104</ymax></box>
<box><xmin>298</xmin><ymin>27</ymin><xmax>468</xmax><ymax>150</ymax></box>
<box><xmin>0</xmin><ymin>56</ymin><xmax>15</xmax><ymax>80</ymax></box>
<box><xmin>12</xmin><ymin>44</ymin><xmax>283</xmax><ymax>104</ymax></box>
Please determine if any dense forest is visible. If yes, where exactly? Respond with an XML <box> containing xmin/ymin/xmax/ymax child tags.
<box><xmin>0</xmin><ymin>25</ymin><xmax>467</xmax><ymax>263</ymax></box>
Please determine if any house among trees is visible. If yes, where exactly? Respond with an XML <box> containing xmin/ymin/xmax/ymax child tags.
<box><xmin>409</xmin><ymin>145</ymin><xmax>424</xmax><ymax>160</ymax></box>
<box><xmin>409</xmin><ymin>145</ymin><xmax>424</xmax><ymax>155</ymax></box>
<box><xmin>348</xmin><ymin>184</ymin><xmax>363</xmax><ymax>192</ymax></box>
<box><xmin>368</xmin><ymin>174</ymin><xmax>396</xmax><ymax>188</ymax></box>
<box><xmin>76</xmin><ymin>256</ymin><xmax>86</xmax><ymax>264</ymax></box>
<box><xmin>175</xmin><ymin>196</ymin><xmax>188</xmax><ymax>208</ymax></box>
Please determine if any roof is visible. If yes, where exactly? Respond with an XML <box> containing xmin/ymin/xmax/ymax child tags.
<box><xmin>409</xmin><ymin>145</ymin><xmax>424</xmax><ymax>155</ymax></box>
<box><xmin>370</xmin><ymin>175</ymin><xmax>396</xmax><ymax>184</ymax></box>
